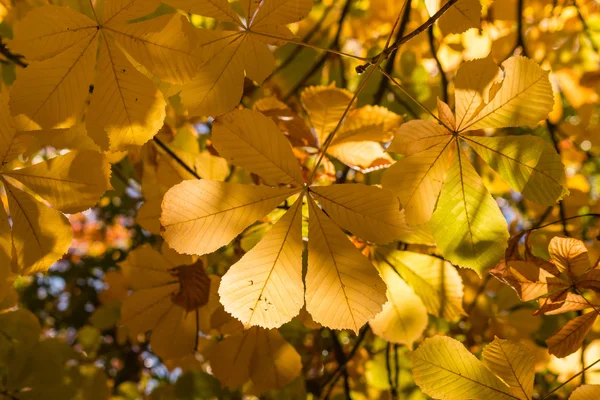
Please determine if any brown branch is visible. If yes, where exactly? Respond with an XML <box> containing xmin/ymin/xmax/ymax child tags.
<box><xmin>0</xmin><ymin>38</ymin><xmax>27</xmax><ymax>68</ymax></box>
<box><xmin>372</xmin><ymin>0</ymin><xmax>413</xmax><ymax>105</ymax></box>
<box><xmin>356</xmin><ymin>0</ymin><xmax>459</xmax><ymax>73</ymax></box>
<box><xmin>541</xmin><ymin>357</ymin><xmax>600</xmax><ymax>399</ymax></box>
<box><xmin>284</xmin><ymin>0</ymin><xmax>353</xmax><ymax>100</ymax></box>
<box><xmin>152</xmin><ymin>137</ymin><xmax>201</xmax><ymax>180</ymax></box>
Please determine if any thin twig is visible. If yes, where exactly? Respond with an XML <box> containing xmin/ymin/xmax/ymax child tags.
<box><xmin>272</xmin><ymin>4</ymin><xmax>335</xmax><ymax>75</ymax></box>
<box><xmin>0</xmin><ymin>38</ymin><xmax>26</xmax><ymax>68</ymax></box>
<box><xmin>546</xmin><ymin>120</ymin><xmax>568</xmax><ymax>236</ymax></box>
<box><xmin>322</xmin><ymin>326</ymin><xmax>370</xmax><ymax>396</ymax></box>
<box><xmin>574</xmin><ymin>0</ymin><xmax>599</xmax><ymax>54</ymax></box>
<box><xmin>509</xmin><ymin>0</ymin><xmax>529</xmax><ymax>58</ymax></box>
<box><xmin>283</xmin><ymin>0</ymin><xmax>353</xmax><ymax>100</ymax></box>
<box><xmin>386</xmin><ymin>343</ymin><xmax>397</xmax><ymax>399</ymax></box>
<box><xmin>531</xmin><ymin>213</ymin><xmax>600</xmax><ymax>231</ymax></box>
<box><xmin>152</xmin><ymin>137</ymin><xmax>201</xmax><ymax>180</ymax></box>
<box><xmin>330</xmin><ymin>331</ymin><xmax>351</xmax><ymax>400</ymax></box>
<box><xmin>540</xmin><ymin>357</ymin><xmax>600</xmax><ymax>399</ymax></box>
<box><xmin>356</xmin><ymin>0</ymin><xmax>459</xmax><ymax>73</ymax></box>
<box><xmin>427</xmin><ymin>25</ymin><xmax>448</xmax><ymax>103</ymax></box>
<box><xmin>373</xmin><ymin>0</ymin><xmax>413</xmax><ymax>105</ymax></box>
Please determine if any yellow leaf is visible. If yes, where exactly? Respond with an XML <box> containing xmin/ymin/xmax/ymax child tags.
<box><xmin>381</xmin><ymin>251</ymin><xmax>466</xmax><ymax>320</ymax></box>
<box><xmin>86</xmin><ymin>36</ymin><xmax>166</xmax><ymax>151</ymax></box>
<box><xmin>548</xmin><ymin>236</ymin><xmax>591</xmax><ymax>279</ymax></box>
<box><xmin>212</xmin><ymin>109</ymin><xmax>304</xmax><ymax>186</ymax></box>
<box><xmin>453</xmin><ymin>55</ymin><xmax>502</xmax><ymax>131</ymax></box>
<box><xmin>161</xmin><ymin>180</ymin><xmax>299</xmax><ymax>255</ymax></box>
<box><xmin>369</xmin><ymin>261</ymin><xmax>427</xmax><ymax>347</ymax></box>
<box><xmin>206</xmin><ymin>327</ymin><xmax>302</xmax><ymax>392</ymax></box>
<box><xmin>332</xmin><ymin>105</ymin><xmax>402</xmax><ymax>145</ymax></box>
<box><xmin>438</xmin><ymin>0</ymin><xmax>482</xmax><ymax>36</ymax></box>
<box><xmin>306</xmin><ymin>197</ymin><xmax>387</xmax><ymax>333</ymax></box>
<box><xmin>460</xmin><ymin>56</ymin><xmax>553</xmax><ymax>132</ymax></box>
<box><xmin>0</xmin><ymin>93</ymin><xmax>20</xmax><ymax>165</ymax></box>
<box><xmin>482</xmin><ymin>337</ymin><xmax>535</xmax><ymax>400</ymax></box>
<box><xmin>10</xmin><ymin>31</ymin><xmax>98</xmax><ymax>129</ymax></box>
<box><xmin>387</xmin><ymin>119</ymin><xmax>451</xmax><ymax>156</ymax></box>
<box><xmin>241</xmin><ymin>35</ymin><xmax>276</xmax><ymax>84</ymax></box>
<box><xmin>206</xmin><ymin>327</ymin><xmax>257</xmax><ymax>388</ymax></box>
<box><xmin>2</xmin><ymin>178</ymin><xmax>72</xmax><ymax>275</ymax></box>
<box><xmin>0</xmin><ymin>201</ymin><xmax>10</xmax><ymax>301</ymax></box>
<box><xmin>249</xmin><ymin>327</ymin><xmax>303</xmax><ymax>393</ymax></box>
<box><xmin>547</xmin><ymin>311</ymin><xmax>597</xmax><ymax>358</ymax></box>
<box><xmin>177</xmin><ymin>35</ymin><xmax>245</xmax><ymax>117</ymax></box>
<box><xmin>300</xmin><ymin>85</ymin><xmax>354</xmax><ymax>145</ymax></box>
<box><xmin>410</xmin><ymin>336</ymin><xmax>515</xmax><ymax>400</ymax></box>
<box><xmin>253</xmin><ymin>96</ymin><xmax>317</xmax><ymax>147</ymax></box>
<box><xmin>466</xmin><ymin>135</ymin><xmax>567</xmax><ymax>206</ymax></box>
<box><xmin>309</xmin><ymin>184</ymin><xmax>409</xmax><ymax>245</ymax></box>
<box><xmin>120</xmin><ymin>245</ymin><xmax>214</xmax><ymax>359</ymax></box>
<box><xmin>219</xmin><ymin>197</ymin><xmax>304</xmax><ymax>328</ymax></box>
<box><xmin>327</xmin><ymin>141</ymin><xmax>393</xmax><ymax>173</ymax></box>
<box><xmin>570</xmin><ymin>385</ymin><xmax>600</xmax><ymax>400</ymax></box>
<box><xmin>250</xmin><ymin>0</ymin><xmax>312</xmax><ymax>28</ymax></box>
<box><xmin>9</xmin><ymin>5</ymin><xmax>97</xmax><ymax>61</ymax></box>
<box><xmin>383</xmin><ymin>141</ymin><xmax>452</xmax><ymax>225</ymax></box>
<box><xmin>164</xmin><ymin>0</ymin><xmax>243</xmax><ymax>26</ymax></box>
<box><xmin>437</xmin><ymin>99</ymin><xmax>456</xmax><ymax>130</ymax></box>
<box><xmin>100</xmin><ymin>0</ymin><xmax>161</xmax><ymax>25</ymax></box>
<box><xmin>4</xmin><ymin>150</ymin><xmax>111</xmax><ymax>214</ymax></box>
<box><xmin>107</xmin><ymin>14</ymin><xmax>201</xmax><ymax>85</ymax></box>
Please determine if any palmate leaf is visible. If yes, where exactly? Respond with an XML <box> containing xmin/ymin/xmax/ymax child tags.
<box><xmin>161</xmin><ymin>109</ymin><xmax>410</xmax><ymax>332</ymax></box>
<box><xmin>7</xmin><ymin>1</ymin><xmax>204</xmax><ymax>151</ymax></box>
<box><xmin>410</xmin><ymin>336</ymin><xmax>531</xmax><ymax>400</ymax></box>
<box><xmin>0</xmin><ymin>95</ymin><xmax>110</xmax><ymax>279</ymax></box>
<box><xmin>119</xmin><ymin>244</ymin><xmax>217</xmax><ymax>360</ymax></box>
<box><xmin>162</xmin><ymin>0</ymin><xmax>312</xmax><ymax>117</ymax></box>
<box><xmin>383</xmin><ymin>56</ymin><xmax>566</xmax><ymax>273</ymax></box>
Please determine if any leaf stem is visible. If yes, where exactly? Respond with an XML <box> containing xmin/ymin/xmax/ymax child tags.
<box><xmin>152</xmin><ymin>137</ymin><xmax>201</xmax><ymax>180</ymax></box>
<box><xmin>541</xmin><ymin>357</ymin><xmax>600</xmax><ymax>399</ymax></box>
<box><xmin>530</xmin><ymin>213</ymin><xmax>600</xmax><ymax>232</ymax></box>
<box><xmin>249</xmin><ymin>30</ymin><xmax>368</xmax><ymax>61</ymax></box>
<box><xmin>378</xmin><ymin>66</ymin><xmax>451</xmax><ymax>130</ymax></box>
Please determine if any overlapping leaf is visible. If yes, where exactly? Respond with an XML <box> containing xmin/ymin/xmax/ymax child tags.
<box><xmin>300</xmin><ymin>84</ymin><xmax>402</xmax><ymax>172</ymax></box>
<box><xmin>492</xmin><ymin>235</ymin><xmax>600</xmax><ymax>357</ymax></box>
<box><xmin>383</xmin><ymin>56</ymin><xmax>566</xmax><ymax>273</ymax></box>
<box><xmin>120</xmin><ymin>243</ymin><xmax>218</xmax><ymax>360</ymax></box>
<box><xmin>410</xmin><ymin>336</ymin><xmax>533</xmax><ymax>400</ymax></box>
<box><xmin>205</xmin><ymin>326</ymin><xmax>302</xmax><ymax>393</ymax></box>
<box><xmin>161</xmin><ymin>108</ymin><xmax>411</xmax><ymax>332</ymax></box>
<box><xmin>0</xmin><ymin>95</ymin><xmax>110</xmax><ymax>292</ymax></box>
<box><xmin>8</xmin><ymin>1</ymin><xmax>203</xmax><ymax>151</ymax></box>
<box><xmin>162</xmin><ymin>0</ymin><xmax>312</xmax><ymax>117</ymax></box>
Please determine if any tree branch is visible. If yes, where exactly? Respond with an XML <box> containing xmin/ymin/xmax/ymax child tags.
<box><xmin>0</xmin><ymin>38</ymin><xmax>27</xmax><ymax>68</ymax></box>
<box><xmin>152</xmin><ymin>137</ymin><xmax>201</xmax><ymax>180</ymax></box>
<box><xmin>372</xmin><ymin>0</ymin><xmax>413</xmax><ymax>105</ymax></box>
<box><xmin>356</xmin><ymin>0</ymin><xmax>459</xmax><ymax>73</ymax></box>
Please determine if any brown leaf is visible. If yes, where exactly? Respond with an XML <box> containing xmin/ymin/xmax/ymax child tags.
<box><xmin>547</xmin><ymin>311</ymin><xmax>597</xmax><ymax>358</ymax></box>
